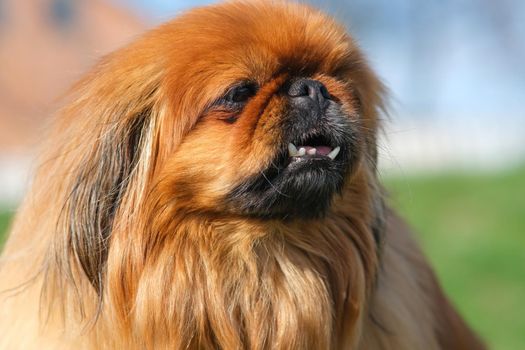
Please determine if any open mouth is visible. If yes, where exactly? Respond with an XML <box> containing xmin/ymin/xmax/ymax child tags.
<box><xmin>285</xmin><ymin>133</ymin><xmax>341</xmax><ymax>166</ymax></box>
<box><xmin>288</xmin><ymin>143</ymin><xmax>340</xmax><ymax>160</ymax></box>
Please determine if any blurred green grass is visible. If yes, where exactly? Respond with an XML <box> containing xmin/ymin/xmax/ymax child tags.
<box><xmin>385</xmin><ymin>166</ymin><xmax>525</xmax><ymax>350</ymax></box>
<box><xmin>0</xmin><ymin>167</ymin><xmax>523</xmax><ymax>348</ymax></box>
<box><xmin>0</xmin><ymin>211</ymin><xmax>12</xmax><ymax>248</ymax></box>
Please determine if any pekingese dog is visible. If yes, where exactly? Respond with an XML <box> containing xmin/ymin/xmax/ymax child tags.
<box><xmin>0</xmin><ymin>1</ymin><xmax>485</xmax><ymax>349</ymax></box>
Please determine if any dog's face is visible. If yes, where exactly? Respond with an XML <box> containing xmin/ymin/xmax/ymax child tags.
<box><xmin>153</xmin><ymin>2</ymin><xmax>382</xmax><ymax>219</ymax></box>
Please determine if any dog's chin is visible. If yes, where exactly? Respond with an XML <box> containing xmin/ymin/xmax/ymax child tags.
<box><xmin>226</xmin><ymin>137</ymin><xmax>353</xmax><ymax>220</ymax></box>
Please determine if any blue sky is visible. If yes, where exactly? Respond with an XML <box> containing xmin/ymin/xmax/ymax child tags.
<box><xmin>125</xmin><ymin>0</ymin><xmax>215</xmax><ymax>21</ymax></box>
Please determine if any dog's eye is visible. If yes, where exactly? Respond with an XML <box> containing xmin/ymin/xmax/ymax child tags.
<box><xmin>224</xmin><ymin>82</ymin><xmax>258</xmax><ymax>105</ymax></box>
<box><xmin>209</xmin><ymin>82</ymin><xmax>258</xmax><ymax>124</ymax></box>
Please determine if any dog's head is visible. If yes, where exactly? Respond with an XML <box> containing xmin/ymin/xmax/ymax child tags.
<box><xmin>147</xmin><ymin>2</ymin><xmax>384</xmax><ymax>220</ymax></box>
<box><xmin>43</xmin><ymin>1</ymin><xmax>385</xmax><ymax>335</ymax></box>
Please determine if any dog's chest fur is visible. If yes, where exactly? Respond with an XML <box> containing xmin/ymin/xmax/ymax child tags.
<box><xmin>119</xmin><ymin>214</ymin><xmax>376</xmax><ymax>349</ymax></box>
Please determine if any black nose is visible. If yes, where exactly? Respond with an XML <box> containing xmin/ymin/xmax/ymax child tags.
<box><xmin>287</xmin><ymin>78</ymin><xmax>331</xmax><ymax>110</ymax></box>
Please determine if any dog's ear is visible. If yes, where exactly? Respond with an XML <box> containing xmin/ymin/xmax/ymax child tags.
<box><xmin>352</xmin><ymin>60</ymin><xmax>387</xmax><ymax>166</ymax></box>
<box><xmin>342</xmin><ymin>51</ymin><xmax>388</xmax><ymax>247</ymax></box>
<box><xmin>46</xmin><ymin>48</ymin><xmax>165</xmax><ymax>300</ymax></box>
<box><xmin>61</xmin><ymin>110</ymin><xmax>149</xmax><ymax>294</ymax></box>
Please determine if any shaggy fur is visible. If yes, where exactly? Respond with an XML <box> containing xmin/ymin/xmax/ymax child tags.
<box><xmin>0</xmin><ymin>1</ymin><xmax>484</xmax><ymax>349</ymax></box>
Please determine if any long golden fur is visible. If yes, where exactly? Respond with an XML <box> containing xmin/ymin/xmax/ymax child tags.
<box><xmin>0</xmin><ymin>1</ymin><xmax>484</xmax><ymax>349</ymax></box>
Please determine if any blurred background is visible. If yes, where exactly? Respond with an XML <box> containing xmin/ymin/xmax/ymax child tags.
<box><xmin>0</xmin><ymin>0</ymin><xmax>523</xmax><ymax>348</ymax></box>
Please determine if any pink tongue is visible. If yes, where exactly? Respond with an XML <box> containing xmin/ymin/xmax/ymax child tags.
<box><xmin>300</xmin><ymin>145</ymin><xmax>332</xmax><ymax>156</ymax></box>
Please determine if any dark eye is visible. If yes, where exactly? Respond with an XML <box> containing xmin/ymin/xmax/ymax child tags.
<box><xmin>224</xmin><ymin>82</ymin><xmax>258</xmax><ymax>105</ymax></box>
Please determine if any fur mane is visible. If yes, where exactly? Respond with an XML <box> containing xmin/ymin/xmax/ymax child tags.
<box><xmin>96</xmin><ymin>164</ymin><xmax>380</xmax><ymax>348</ymax></box>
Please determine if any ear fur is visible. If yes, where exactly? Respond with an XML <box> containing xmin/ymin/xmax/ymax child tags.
<box><xmin>40</xmin><ymin>44</ymin><xmax>166</xmax><ymax>319</ymax></box>
<box><xmin>61</xmin><ymin>109</ymin><xmax>149</xmax><ymax>294</ymax></box>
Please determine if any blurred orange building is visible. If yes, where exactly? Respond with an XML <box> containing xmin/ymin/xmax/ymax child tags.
<box><xmin>0</xmin><ymin>0</ymin><xmax>144</xmax><ymax>153</ymax></box>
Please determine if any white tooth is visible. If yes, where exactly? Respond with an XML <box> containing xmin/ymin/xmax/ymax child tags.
<box><xmin>327</xmin><ymin>146</ymin><xmax>340</xmax><ymax>160</ymax></box>
<box><xmin>288</xmin><ymin>143</ymin><xmax>298</xmax><ymax>156</ymax></box>
<box><xmin>307</xmin><ymin>148</ymin><xmax>317</xmax><ymax>155</ymax></box>
<box><xmin>297</xmin><ymin>147</ymin><xmax>306</xmax><ymax>156</ymax></box>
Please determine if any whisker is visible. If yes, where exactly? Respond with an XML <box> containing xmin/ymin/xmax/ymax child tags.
<box><xmin>259</xmin><ymin>170</ymin><xmax>290</xmax><ymax>198</ymax></box>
